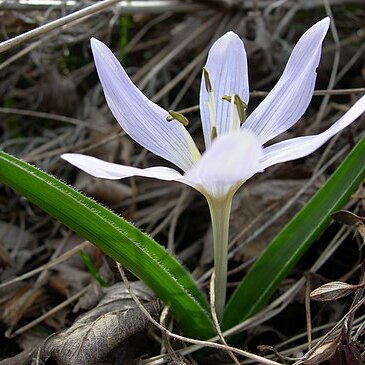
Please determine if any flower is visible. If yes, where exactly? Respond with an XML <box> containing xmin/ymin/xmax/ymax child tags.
<box><xmin>62</xmin><ymin>17</ymin><xmax>364</xmax><ymax>199</ymax></box>
<box><xmin>62</xmin><ymin>17</ymin><xmax>365</xmax><ymax>321</ymax></box>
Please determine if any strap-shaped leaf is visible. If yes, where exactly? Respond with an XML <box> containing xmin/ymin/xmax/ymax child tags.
<box><xmin>223</xmin><ymin>135</ymin><xmax>365</xmax><ymax>329</ymax></box>
<box><xmin>0</xmin><ymin>151</ymin><xmax>214</xmax><ymax>339</ymax></box>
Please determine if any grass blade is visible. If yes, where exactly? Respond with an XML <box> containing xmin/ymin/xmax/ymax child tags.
<box><xmin>223</xmin><ymin>136</ymin><xmax>365</xmax><ymax>330</ymax></box>
<box><xmin>0</xmin><ymin>151</ymin><xmax>214</xmax><ymax>339</ymax></box>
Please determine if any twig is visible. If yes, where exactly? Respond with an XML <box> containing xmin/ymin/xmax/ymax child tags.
<box><xmin>0</xmin><ymin>241</ymin><xmax>90</xmax><ymax>289</ymax></box>
<box><xmin>0</xmin><ymin>107</ymin><xmax>102</xmax><ymax>131</ymax></box>
<box><xmin>5</xmin><ymin>285</ymin><xmax>91</xmax><ymax>338</ymax></box>
<box><xmin>305</xmin><ymin>275</ymin><xmax>312</xmax><ymax>350</ymax></box>
<box><xmin>0</xmin><ymin>0</ymin><xmax>121</xmax><ymax>53</ymax></box>
<box><xmin>0</xmin><ymin>0</ymin><xmax>206</xmax><ymax>13</ymax></box>
<box><xmin>209</xmin><ymin>272</ymin><xmax>241</xmax><ymax>365</ymax></box>
<box><xmin>1</xmin><ymin>0</ymin><xmax>363</xmax><ymax>11</ymax></box>
<box><xmin>117</xmin><ymin>263</ymin><xmax>282</xmax><ymax>365</ymax></box>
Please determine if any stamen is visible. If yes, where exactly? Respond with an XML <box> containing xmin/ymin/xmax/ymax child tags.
<box><xmin>234</xmin><ymin>94</ymin><xmax>247</xmax><ymax>124</ymax></box>
<box><xmin>211</xmin><ymin>126</ymin><xmax>217</xmax><ymax>141</ymax></box>
<box><xmin>221</xmin><ymin>95</ymin><xmax>232</xmax><ymax>102</ymax></box>
<box><xmin>167</xmin><ymin>111</ymin><xmax>200</xmax><ymax>163</ymax></box>
<box><xmin>203</xmin><ymin>68</ymin><xmax>212</xmax><ymax>92</ymax></box>
<box><xmin>202</xmin><ymin>68</ymin><xmax>217</xmax><ymax>145</ymax></box>
<box><xmin>222</xmin><ymin>94</ymin><xmax>247</xmax><ymax>124</ymax></box>
<box><xmin>167</xmin><ymin>110</ymin><xmax>189</xmax><ymax>126</ymax></box>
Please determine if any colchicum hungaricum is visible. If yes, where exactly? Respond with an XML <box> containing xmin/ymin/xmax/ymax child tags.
<box><xmin>62</xmin><ymin>17</ymin><xmax>365</xmax><ymax>322</ymax></box>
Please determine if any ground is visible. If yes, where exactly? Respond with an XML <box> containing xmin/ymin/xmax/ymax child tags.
<box><xmin>0</xmin><ymin>1</ymin><xmax>365</xmax><ymax>364</ymax></box>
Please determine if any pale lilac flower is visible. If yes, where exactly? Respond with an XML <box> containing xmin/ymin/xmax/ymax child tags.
<box><xmin>62</xmin><ymin>17</ymin><xmax>364</xmax><ymax>200</ymax></box>
<box><xmin>62</xmin><ymin>17</ymin><xmax>365</xmax><ymax>320</ymax></box>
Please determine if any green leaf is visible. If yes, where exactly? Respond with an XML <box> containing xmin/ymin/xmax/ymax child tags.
<box><xmin>79</xmin><ymin>249</ymin><xmax>109</xmax><ymax>288</ymax></box>
<box><xmin>0</xmin><ymin>151</ymin><xmax>214</xmax><ymax>339</ymax></box>
<box><xmin>223</xmin><ymin>136</ymin><xmax>365</xmax><ymax>330</ymax></box>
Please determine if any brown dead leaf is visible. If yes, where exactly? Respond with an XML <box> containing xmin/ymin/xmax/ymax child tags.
<box><xmin>38</xmin><ymin>282</ymin><xmax>158</xmax><ymax>365</ymax></box>
<box><xmin>332</xmin><ymin>210</ymin><xmax>365</xmax><ymax>244</ymax></box>
<box><xmin>332</xmin><ymin>210</ymin><xmax>365</xmax><ymax>226</ymax></box>
<box><xmin>43</xmin><ymin>307</ymin><xmax>69</xmax><ymax>331</ymax></box>
<box><xmin>0</xmin><ymin>281</ymin><xmax>24</xmax><ymax>306</ymax></box>
<box><xmin>1</xmin><ymin>285</ymin><xmax>46</xmax><ymax>327</ymax></box>
<box><xmin>303</xmin><ymin>339</ymin><xmax>339</xmax><ymax>364</ymax></box>
<box><xmin>78</xmin><ymin>281</ymin><xmax>154</xmax><ymax>322</ymax></box>
<box><xmin>47</xmin><ymin>274</ymin><xmax>70</xmax><ymax>297</ymax></box>
<box><xmin>50</xmin><ymin>262</ymin><xmax>94</xmax><ymax>295</ymax></box>
<box><xmin>73</xmin><ymin>281</ymin><xmax>104</xmax><ymax>312</ymax></box>
<box><xmin>17</xmin><ymin>331</ymin><xmax>47</xmax><ymax>352</ymax></box>
<box><xmin>358</xmin><ymin>225</ymin><xmax>365</xmax><ymax>243</ymax></box>
<box><xmin>0</xmin><ymin>221</ymin><xmax>36</xmax><ymax>281</ymax></box>
<box><xmin>41</xmin><ymin>302</ymin><xmax>160</xmax><ymax>364</ymax></box>
<box><xmin>310</xmin><ymin>281</ymin><xmax>362</xmax><ymax>302</ymax></box>
<box><xmin>329</xmin><ymin>338</ymin><xmax>362</xmax><ymax>365</ymax></box>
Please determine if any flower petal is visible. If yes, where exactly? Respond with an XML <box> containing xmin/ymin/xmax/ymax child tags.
<box><xmin>91</xmin><ymin>38</ymin><xmax>200</xmax><ymax>172</ymax></box>
<box><xmin>182</xmin><ymin>131</ymin><xmax>263</xmax><ymax>197</ymax></box>
<box><xmin>200</xmin><ymin>32</ymin><xmax>249</xmax><ymax>147</ymax></box>
<box><xmin>61</xmin><ymin>153</ymin><xmax>183</xmax><ymax>181</ymax></box>
<box><xmin>244</xmin><ymin>17</ymin><xmax>330</xmax><ymax>144</ymax></box>
<box><xmin>261</xmin><ymin>95</ymin><xmax>365</xmax><ymax>169</ymax></box>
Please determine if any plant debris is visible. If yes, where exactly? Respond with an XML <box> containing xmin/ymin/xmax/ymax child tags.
<box><xmin>1</xmin><ymin>1</ymin><xmax>365</xmax><ymax>364</ymax></box>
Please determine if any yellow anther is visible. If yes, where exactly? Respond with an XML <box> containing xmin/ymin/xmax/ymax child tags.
<box><xmin>222</xmin><ymin>95</ymin><xmax>232</xmax><ymax>102</ymax></box>
<box><xmin>211</xmin><ymin>126</ymin><xmax>217</xmax><ymax>142</ymax></box>
<box><xmin>222</xmin><ymin>94</ymin><xmax>247</xmax><ymax>124</ymax></box>
<box><xmin>166</xmin><ymin>110</ymin><xmax>189</xmax><ymax>126</ymax></box>
<box><xmin>234</xmin><ymin>94</ymin><xmax>247</xmax><ymax>124</ymax></box>
<box><xmin>203</xmin><ymin>68</ymin><xmax>212</xmax><ymax>93</ymax></box>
